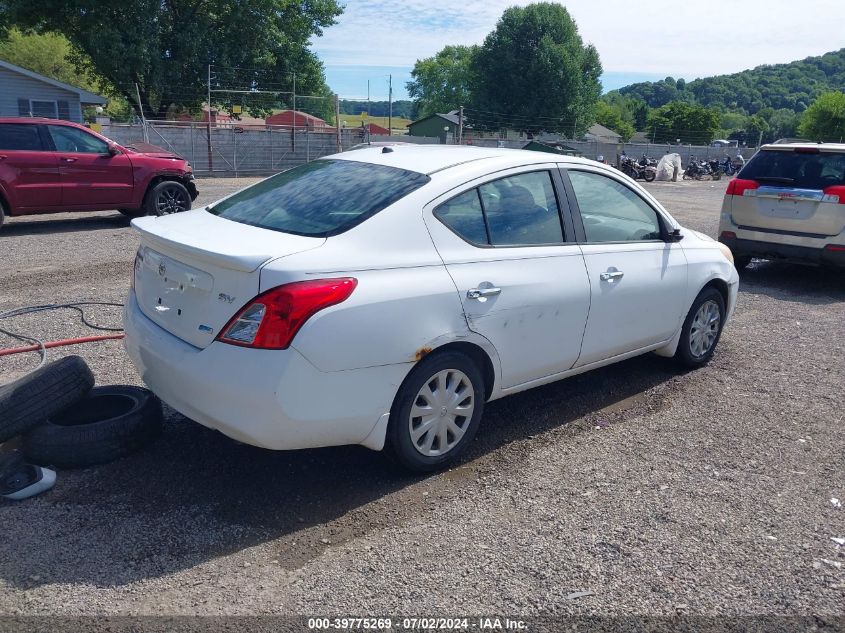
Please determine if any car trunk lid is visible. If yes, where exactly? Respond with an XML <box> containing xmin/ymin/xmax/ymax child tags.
<box><xmin>132</xmin><ymin>210</ymin><xmax>324</xmax><ymax>348</ymax></box>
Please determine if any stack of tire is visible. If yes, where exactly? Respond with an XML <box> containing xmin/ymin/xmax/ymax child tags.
<box><xmin>0</xmin><ymin>356</ymin><xmax>162</xmax><ymax>470</ymax></box>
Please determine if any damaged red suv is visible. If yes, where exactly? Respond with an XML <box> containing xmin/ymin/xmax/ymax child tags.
<box><xmin>0</xmin><ymin>117</ymin><xmax>198</xmax><ymax>230</ymax></box>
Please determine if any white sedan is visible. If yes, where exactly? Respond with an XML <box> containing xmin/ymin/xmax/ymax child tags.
<box><xmin>124</xmin><ymin>146</ymin><xmax>739</xmax><ymax>472</ymax></box>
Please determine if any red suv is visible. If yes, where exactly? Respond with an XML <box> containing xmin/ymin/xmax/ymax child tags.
<box><xmin>0</xmin><ymin>117</ymin><xmax>198</xmax><ymax>230</ymax></box>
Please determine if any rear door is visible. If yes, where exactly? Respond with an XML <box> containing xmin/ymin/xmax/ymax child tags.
<box><xmin>424</xmin><ymin>167</ymin><xmax>591</xmax><ymax>389</ymax></box>
<box><xmin>562</xmin><ymin>167</ymin><xmax>688</xmax><ymax>366</ymax></box>
<box><xmin>0</xmin><ymin>122</ymin><xmax>61</xmax><ymax>210</ymax></box>
<box><xmin>729</xmin><ymin>148</ymin><xmax>845</xmax><ymax>238</ymax></box>
<box><xmin>45</xmin><ymin>124</ymin><xmax>134</xmax><ymax>207</ymax></box>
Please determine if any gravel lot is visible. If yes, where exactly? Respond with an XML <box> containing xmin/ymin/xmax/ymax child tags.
<box><xmin>0</xmin><ymin>177</ymin><xmax>843</xmax><ymax>620</ymax></box>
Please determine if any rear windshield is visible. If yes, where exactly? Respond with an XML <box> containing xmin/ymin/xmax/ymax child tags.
<box><xmin>740</xmin><ymin>149</ymin><xmax>845</xmax><ymax>189</ymax></box>
<box><xmin>207</xmin><ymin>159</ymin><xmax>430</xmax><ymax>237</ymax></box>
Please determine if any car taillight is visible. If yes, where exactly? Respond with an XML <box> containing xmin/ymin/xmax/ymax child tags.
<box><xmin>719</xmin><ymin>231</ymin><xmax>737</xmax><ymax>241</ymax></box>
<box><xmin>824</xmin><ymin>244</ymin><xmax>845</xmax><ymax>252</ymax></box>
<box><xmin>217</xmin><ymin>278</ymin><xmax>357</xmax><ymax>349</ymax></box>
<box><xmin>726</xmin><ymin>178</ymin><xmax>759</xmax><ymax>196</ymax></box>
<box><xmin>822</xmin><ymin>185</ymin><xmax>845</xmax><ymax>204</ymax></box>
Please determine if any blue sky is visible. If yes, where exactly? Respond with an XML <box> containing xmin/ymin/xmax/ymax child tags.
<box><xmin>313</xmin><ymin>0</ymin><xmax>845</xmax><ymax>102</ymax></box>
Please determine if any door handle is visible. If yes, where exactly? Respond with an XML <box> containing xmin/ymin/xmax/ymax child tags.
<box><xmin>61</xmin><ymin>157</ymin><xmax>77</xmax><ymax>163</ymax></box>
<box><xmin>600</xmin><ymin>271</ymin><xmax>624</xmax><ymax>281</ymax></box>
<box><xmin>467</xmin><ymin>286</ymin><xmax>502</xmax><ymax>300</ymax></box>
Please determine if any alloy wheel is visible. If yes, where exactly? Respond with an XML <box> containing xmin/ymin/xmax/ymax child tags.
<box><xmin>155</xmin><ymin>185</ymin><xmax>189</xmax><ymax>215</ymax></box>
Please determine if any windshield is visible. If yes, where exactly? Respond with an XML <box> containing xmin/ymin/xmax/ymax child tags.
<box><xmin>207</xmin><ymin>160</ymin><xmax>430</xmax><ymax>237</ymax></box>
<box><xmin>740</xmin><ymin>149</ymin><xmax>845</xmax><ymax>189</ymax></box>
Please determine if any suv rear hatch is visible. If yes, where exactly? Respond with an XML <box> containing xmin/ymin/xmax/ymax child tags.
<box><xmin>727</xmin><ymin>146</ymin><xmax>845</xmax><ymax>237</ymax></box>
<box><xmin>132</xmin><ymin>210</ymin><xmax>324</xmax><ymax>348</ymax></box>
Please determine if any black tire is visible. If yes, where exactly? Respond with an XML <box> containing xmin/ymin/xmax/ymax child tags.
<box><xmin>0</xmin><ymin>356</ymin><xmax>94</xmax><ymax>443</ymax></box>
<box><xmin>118</xmin><ymin>208</ymin><xmax>146</xmax><ymax>219</ymax></box>
<box><xmin>0</xmin><ymin>197</ymin><xmax>6</xmax><ymax>231</ymax></box>
<box><xmin>643</xmin><ymin>170</ymin><xmax>656</xmax><ymax>182</ymax></box>
<box><xmin>22</xmin><ymin>385</ymin><xmax>163</xmax><ymax>469</ymax></box>
<box><xmin>674</xmin><ymin>287</ymin><xmax>726</xmax><ymax>369</ymax></box>
<box><xmin>144</xmin><ymin>180</ymin><xmax>192</xmax><ymax>217</ymax></box>
<box><xmin>734</xmin><ymin>255</ymin><xmax>752</xmax><ymax>270</ymax></box>
<box><xmin>387</xmin><ymin>351</ymin><xmax>485</xmax><ymax>473</ymax></box>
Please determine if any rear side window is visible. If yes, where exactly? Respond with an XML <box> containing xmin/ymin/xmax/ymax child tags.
<box><xmin>208</xmin><ymin>159</ymin><xmax>430</xmax><ymax>237</ymax></box>
<box><xmin>0</xmin><ymin>124</ymin><xmax>43</xmax><ymax>151</ymax></box>
<box><xmin>434</xmin><ymin>171</ymin><xmax>565</xmax><ymax>247</ymax></box>
<box><xmin>740</xmin><ymin>150</ymin><xmax>845</xmax><ymax>189</ymax></box>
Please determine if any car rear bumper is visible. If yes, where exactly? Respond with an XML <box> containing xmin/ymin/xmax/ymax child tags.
<box><xmin>719</xmin><ymin>234</ymin><xmax>845</xmax><ymax>267</ymax></box>
<box><xmin>123</xmin><ymin>291</ymin><xmax>405</xmax><ymax>450</ymax></box>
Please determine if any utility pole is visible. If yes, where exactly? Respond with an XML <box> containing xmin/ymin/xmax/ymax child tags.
<box><xmin>388</xmin><ymin>74</ymin><xmax>393</xmax><ymax>136</ymax></box>
<box><xmin>134</xmin><ymin>83</ymin><xmax>149</xmax><ymax>143</ymax></box>
<box><xmin>206</xmin><ymin>64</ymin><xmax>213</xmax><ymax>173</ymax></box>
<box><xmin>335</xmin><ymin>94</ymin><xmax>342</xmax><ymax>153</ymax></box>
<box><xmin>292</xmin><ymin>72</ymin><xmax>296</xmax><ymax>151</ymax></box>
<box><xmin>458</xmin><ymin>106</ymin><xmax>464</xmax><ymax>145</ymax></box>
<box><xmin>572</xmin><ymin>116</ymin><xmax>577</xmax><ymax>141</ymax></box>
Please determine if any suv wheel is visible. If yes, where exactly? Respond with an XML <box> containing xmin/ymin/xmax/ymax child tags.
<box><xmin>145</xmin><ymin>181</ymin><xmax>192</xmax><ymax>216</ymax></box>
<box><xmin>0</xmin><ymin>198</ymin><xmax>6</xmax><ymax>231</ymax></box>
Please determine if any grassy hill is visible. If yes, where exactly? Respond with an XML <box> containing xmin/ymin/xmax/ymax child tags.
<box><xmin>614</xmin><ymin>49</ymin><xmax>845</xmax><ymax>115</ymax></box>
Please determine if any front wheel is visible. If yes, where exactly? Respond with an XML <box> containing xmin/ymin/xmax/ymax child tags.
<box><xmin>643</xmin><ymin>170</ymin><xmax>656</xmax><ymax>182</ymax></box>
<box><xmin>674</xmin><ymin>287</ymin><xmax>726</xmax><ymax>369</ymax></box>
<box><xmin>145</xmin><ymin>180</ymin><xmax>192</xmax><ymax>216</ymax></box>
<box><xmin>387</xmin><ymin>351</ymin><xmax>485</xmax><ymax>473</ymax></box>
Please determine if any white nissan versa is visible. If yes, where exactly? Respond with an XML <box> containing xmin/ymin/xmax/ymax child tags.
<box><xmin>124</xmin><ymin>146</ymin><xmax>739</xmax><ymax>472</ymax></box>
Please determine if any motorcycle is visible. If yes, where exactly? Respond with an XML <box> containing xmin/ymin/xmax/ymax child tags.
<box><xmin>619</xmin><ymin>155</ymin><xmax>657</xmax><ymax>182</ymax></box>
<box><xmin>708</xmin><ymin>160</ymin><xmax>724</xmax><ymax>181</ymax></box>
<box><xmin>683</xmin><ymin>157</ymin><xmax>713</xmax><ymax>180</ymax></box>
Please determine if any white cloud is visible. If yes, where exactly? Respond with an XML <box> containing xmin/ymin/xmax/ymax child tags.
<box><xmin>313</xmin><ymin>0</ymin><xmax>845</xmax><ymax>79</ymax></box>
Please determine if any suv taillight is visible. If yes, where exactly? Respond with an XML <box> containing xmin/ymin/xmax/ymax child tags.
<box><xmin>726</xmin><ymin>179</ymin><xmax>759</xmax><ymax>196</ymax></box>
<box><xmin>217</xmin><ymin>278</ymin><xmax>357</xmax><ymax>349</ymax></box>
<box><xmin>822</xmin><ymin>186</ymin><xmax>845</xmax><ymax>204</ymax></box>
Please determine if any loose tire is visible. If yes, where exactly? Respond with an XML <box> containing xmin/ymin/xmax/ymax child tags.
<box><xmin>675</xmin><ymin>287</ymin><xmax>726</xmax><ymax>369</ymax></box>
<box><xmin>387</xmin><ymin>351</ymin><xmax>485</xmax><ymax>473</ymax></box>
<box><xmin>0</xmin><ymin>356</ymin><xmax>94</xmax><ymax>443</ymax></box>
<box><xmin>145</xmin><ymin>180</ymin><xmax>192</xmax><ymax>216</ymax></box>
<box><xmin>118</xmin><ymin>208</ymin><xmax>146</xmax><ymax>219</ymax></box>
<box><xmin>22</xmin><ymin>385</ymin><xmax>163</xmax><ymax>469</ymax></box>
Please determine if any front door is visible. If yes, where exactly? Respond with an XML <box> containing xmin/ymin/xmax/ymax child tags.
<box><xmin>563</xmin><ymin>168</ymin><xmax>688</xmax><ymax>367</ymax></box>
<box><xmin>425</xmin><ymin>168</ymin><xmax>591</xmax><ymax>389</ymax></box>
<box><xmin>46</xmin><ymin>124</ymin><xmax>134</xmax><ymax>207</ymax></box>
<box><xmin>0</xmin><ymin>123</ymin><xmax>61</xmax><ymax>210</ymax></box>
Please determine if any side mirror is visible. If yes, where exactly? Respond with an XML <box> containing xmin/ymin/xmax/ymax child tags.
<box><xmin>666</xmin><ymin>228</ymin><xmax>684</xmax><ymax>242</ymax></box>
<box><xmin>107</xmin><ymin>144</ymin><xmax>121</xmax><ymax>156</ymax></box>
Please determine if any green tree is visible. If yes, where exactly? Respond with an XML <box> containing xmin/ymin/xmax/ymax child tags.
<box><xmin>594</xmin><ymin>101</ymin><xmax>635</xmax><ymax>141</ymax></box>
<box><xmin>469</xmin><ymin>2</ymin><xmax>602</xmax><ymax>135</ymax></box>
<box><xmin>407</xmin><ymin>45</ymin><xmax>478</xmax><ymax>118</ymax></box>
<box><xmin>0</xmin><ymin>0</ymin><xmax>342</xmax><ymax>119</ymax></box>
<box><xmin>799</xmin><ymin>91</ymin><xmax>845</xmax><ymax>141</ymax></box>
<box><xmin>646</xmin><ymin>101</ymin><xmax>722</xmax><ymax>144</ymax></box>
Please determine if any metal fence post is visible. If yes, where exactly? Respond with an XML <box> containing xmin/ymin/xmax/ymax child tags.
<box><xmin>233</xmin><ymin>124</ymin><xmax>237</xmax><ymax>177</ymax></box>
<box><xmin>306</xmin><ymin>129</ymin><xmax>310</xmax><ymax>163</ymax></box>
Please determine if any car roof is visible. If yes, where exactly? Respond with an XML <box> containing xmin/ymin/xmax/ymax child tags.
<box><xmin>330</xmin><ymin>144</ymin><xmax>598</xmax><ymax>175</ymax></box>
<box><xmin>0</xmin><ymin>117</ymin><xmax>80</xmax><ymax>126</ymax></box>
<box><xmin>760</xmin><ymin>141</ymin><xmax>845</xmax><ymax>153</ymax></box>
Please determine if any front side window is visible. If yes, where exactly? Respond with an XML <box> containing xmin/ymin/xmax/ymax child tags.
<box><xmin>568</xmin><ymin>170</ymin><xmax>662</xmax><ymax>242</ymax></box>
<box><xmin>0</xmin><ymin>124</ymin><xmax>43</xmax><ymax>151</ymax></box>
<box><xmin>434</xmin><ymin>171</ymin><xmax>564</xmax><ymax>247</ymax></box>
<box><xmin>208</xmin><ymin>159</ymin><xmax>430</xmax><ymax>237</ymax></box>
<box><xmin>47</xmin><ymin>125</ymin><xmax>109</xmax><ymax>154</ymax></box>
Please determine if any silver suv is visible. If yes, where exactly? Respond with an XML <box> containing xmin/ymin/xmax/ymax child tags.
<box><xmin>718</xmin><ymin>142</ymin><xmax>845</xmax><ymax>268</ymax></box>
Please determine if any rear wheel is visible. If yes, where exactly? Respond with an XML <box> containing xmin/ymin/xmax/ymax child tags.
<box><xmin>0</xmin><ymin>198</ymin><xmax>6</xmax><ymax>231</ymax></box>
<box><xmin>387</xmin><ymin>351</ymin><xmax>485</xmax><ymax>473</ymax></box>
<box><xmin>675</xmin><ymin>287</ymin><xmax>726</xmax><ymax>369</ymax></box>
<box><xmin>145</xmin><ymin>180</ymin><xmax>192</xmax><ymax>216</ymax></box>
<box><xmin>643</xmin><ymin>170</ymin><xmax>656</xmax><ymax>182</ymax></box>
